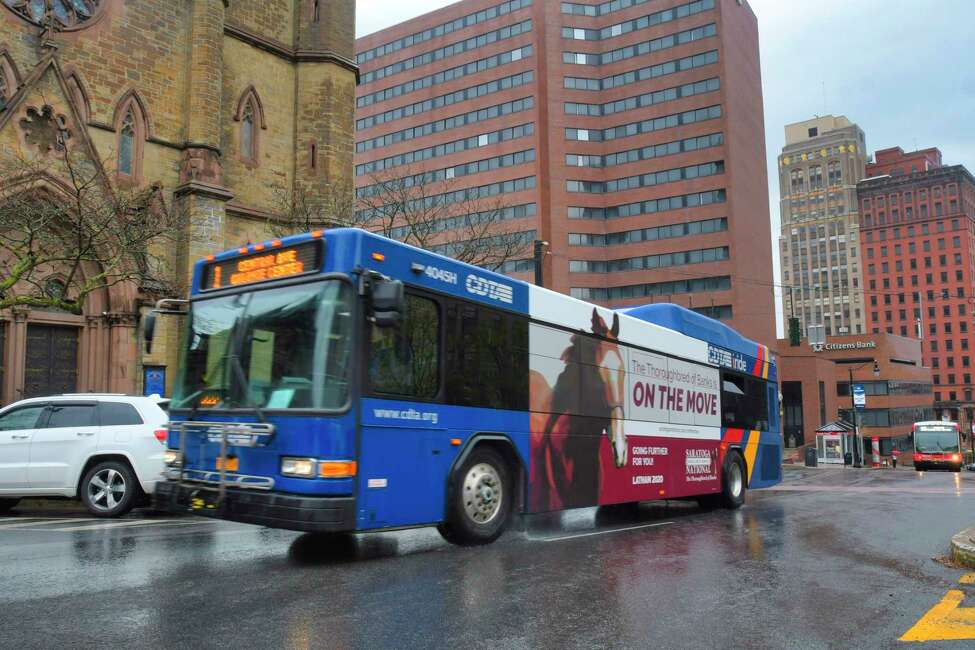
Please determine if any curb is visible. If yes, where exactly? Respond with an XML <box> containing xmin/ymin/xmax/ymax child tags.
<box><xmin>10</xmin><ymin>498</ymin><xmax>87</xmax><ymax>513</ymax></box>
<box><xmin>949</xmin><ymin>526</ymin><xmax>975</xmax><ymax>569</ymax></box>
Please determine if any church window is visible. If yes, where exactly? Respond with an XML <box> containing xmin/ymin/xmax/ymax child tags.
<box><xmin>234</xmin><ymin>87</ymin><xmax>266</xmax><ymax>166</ymax></box>
<box><xmin>3</xmin><ymin>0</ymin><xmax>104</xmax><ymax>30</ymax></box>
<box><xmin>113</xmin><ymin>91</ymin><xmax>149</xmax><ymax>183</ymax></box>
<box><xmin>241</xmin><ymin>102</ymin><xmax>255</xmax><ymax>161</ymax></box>
<box><xmin>118</xmin><ymin>110</ymin><xmax>135</xmax><ymax>176</ymax></box>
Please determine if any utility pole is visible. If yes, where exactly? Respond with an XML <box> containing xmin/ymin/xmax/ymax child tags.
<box><xmin>848</xmin><ymin>367</ymin><xmax>861</xmax><ymax>468</ymax></box>
<box><xmin>847</xmin><ymin>359</ymin><xmax>881</xmax><ymax>469</ymax></box>
<box><xmin>533</xmin><ymin>239</ymin><xmax>548</xmax><ymax>287</ymax></box>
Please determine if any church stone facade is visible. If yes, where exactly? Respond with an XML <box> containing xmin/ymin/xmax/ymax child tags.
<box><xmin>0</xmin><ymin>0</ymin><xmax>357</xmax><ymax>404</ymax></box>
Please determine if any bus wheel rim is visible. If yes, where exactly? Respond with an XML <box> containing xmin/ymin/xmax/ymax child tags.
<box><xmin>463</xmin><ymin>463</ymin><xmax>502</xmax><ymax>525</ymax></box>
<box><xmin>729</xmin><ymin>462</ymin><xmax>743</xmax><ymax>498</ymax></box>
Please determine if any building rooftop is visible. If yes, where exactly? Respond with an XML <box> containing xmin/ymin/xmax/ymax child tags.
<box><xmin>858</xmin><ymin>164</ymin><xmax>975</xmax><ymax>189</ymax></box>
<box><xmin>784</xmin><ymin>115</ymin><xmax>858</xmax><ymax>146</ymax></box>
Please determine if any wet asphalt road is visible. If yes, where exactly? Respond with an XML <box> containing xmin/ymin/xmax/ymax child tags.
<box><xmin>2</xmin><ymin>467</ymin><xmax>975</xmax><ymax>649</ymax></box>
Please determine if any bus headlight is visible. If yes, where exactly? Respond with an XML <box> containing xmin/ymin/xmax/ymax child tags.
<box><xmin>281</xmin><ymin>457</ymin><xmax>317</xmax><ymax>478</ymax></box>
<box><xmin>164</xmin><ymin>450</ymin><xmax>180</xmax><ymax>466</ymax></box>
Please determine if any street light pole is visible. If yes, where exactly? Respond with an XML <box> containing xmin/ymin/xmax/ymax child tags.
<box><xmin>849</xmin><ymin>367</ymin><xmax>861</xmax><ymax>468</ymax></box>
<box><xmin>533</xmin><ymin>239</ymin><xmax>548</xmax><ymax>287</ymax></box>
<box><xmin>847</xmin><ymin>359</ymin><xmax>881</xmax><ymax>469</ymax></box>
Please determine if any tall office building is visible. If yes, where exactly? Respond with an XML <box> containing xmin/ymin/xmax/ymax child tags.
<box><xmin>858</xmin><ymin>147</ymin><xmax>975</xmax><ymax>433</ymax></box>
<box><xmin>354</xmin><ymin>0</ymin><xmax>775</xmax><ymax>346</ymax></box>
<box><xmin>778</xmin><ymin>116</ymin><xmax>868</xmax><ymax>338</ymax></box>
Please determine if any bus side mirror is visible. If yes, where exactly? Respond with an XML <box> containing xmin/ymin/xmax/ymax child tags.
<box><xmin>143</xmin><ymin>312</ymin><xmax>157</xmax><ymax>354</ymax></box>
<box><xmin>371</xmin><ymin>278</ymin><xmax>404</xmax><ymax>328</ymax></box>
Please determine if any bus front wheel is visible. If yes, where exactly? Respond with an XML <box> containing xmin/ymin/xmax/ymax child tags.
<box><xmin>439</xmin><ymin>447</ymin><xmax>511</xmax><ymax>546</ymax></box>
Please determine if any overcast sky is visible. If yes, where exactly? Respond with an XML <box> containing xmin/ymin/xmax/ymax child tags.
<box><xmin>356</xmin><ymin>0</ymin><xmax>975</xmax><ymax>332</ymax></box>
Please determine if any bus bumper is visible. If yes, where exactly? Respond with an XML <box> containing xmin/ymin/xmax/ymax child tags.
<box><xmin>155</xmin><ymin>481</ymin><xmax>356</xmax><ymax>533</ymax></box>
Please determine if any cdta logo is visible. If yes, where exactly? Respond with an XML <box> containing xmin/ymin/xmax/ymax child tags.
<box><xmin>465</xmin><ymin>274</ymin><xmax>514</xmax><ymax>304</ymax></box>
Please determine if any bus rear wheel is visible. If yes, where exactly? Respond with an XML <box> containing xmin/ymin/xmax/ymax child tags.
<box><xmin>719</xmin><ymin>451</ymin><xmax>746</xmax><ymax>509</ymax></box>
<box><xmin>439</xmin><ymin>447</ymin><xmax>511</xmax><ymax>546</ymax></box>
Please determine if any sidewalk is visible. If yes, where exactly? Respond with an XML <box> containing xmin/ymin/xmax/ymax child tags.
<box><xmin>3</xmin><ymin>498</ymin><xmax>86</xmax><ymax>513</ymax></box>
<box><xmin>950</xmin><ymin>527</ymin><xmax>975</xmax><ymax>569</ymax></box>
<box><xmin>782</xmin><ymin>462</ymin><xmax>915</xmax><ymax>471</ymax></box>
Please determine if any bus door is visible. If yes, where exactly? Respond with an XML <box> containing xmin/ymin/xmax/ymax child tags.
<box><xmin>358</xmin><ymin>294</ymin><xmax>446</xmax><ymax>528</ymax></box>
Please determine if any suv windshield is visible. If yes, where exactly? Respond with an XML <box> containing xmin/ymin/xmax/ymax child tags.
<box><xmin>172</xmin><ymin>281</ymin><xmax>352</xmax><ymax>411</ymax></box>
<box><xmin>914</xmin><ymin>427</ymin><xmax>960</xmax><ymax>453</ymax></box>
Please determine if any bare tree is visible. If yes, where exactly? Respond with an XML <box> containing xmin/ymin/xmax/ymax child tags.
<box><xmin>265</xmin><ymin>175</ymin><xmax>357</xmax><ymax>239</ymax></box>
<box><xmin>352</xmin><ymin>166</ymin><xmax>532</xmax><ymax>271</ymax></box>
<box><xmin>0</xmin><ymin>148</ymin><xmax>184</xmax><ymax>314</ymax></box>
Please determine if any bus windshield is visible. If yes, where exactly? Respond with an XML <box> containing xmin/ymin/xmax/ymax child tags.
<box><xmin>172</xmin><ymin>280</ymin><xmax>352</xmax><ymax>411</ymax></box>
<box><xmin>914</xmin><ymin>425</ymin><xmax>960</xmax><ymax>453</ymax></box>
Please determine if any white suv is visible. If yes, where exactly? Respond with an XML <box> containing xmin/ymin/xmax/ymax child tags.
<box><xmin>0</xmin><ymin>394</ymin><xmax>169</xmax><ymax>517</ymax></box>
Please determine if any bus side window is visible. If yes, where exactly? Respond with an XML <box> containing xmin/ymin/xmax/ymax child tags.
<box><xmin>368</xmin><ymin>294</ymin><xmax>440</xmax><ymax>399</ymax></box>
<box><xmin>721</xmin><ymin>373</ymin><xmax>769</xmax><ymax>431</ymax></box>
<box><xmin>444</xmin><ymin>299</ymin><xmax>529</xmax><ymax>411</ymax></box>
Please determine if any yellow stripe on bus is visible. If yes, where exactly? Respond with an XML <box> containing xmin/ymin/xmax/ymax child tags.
<box><xmin>744</xmin><ymin>430</ymin><xmax>761</xmax><ymax>485</ymax></box>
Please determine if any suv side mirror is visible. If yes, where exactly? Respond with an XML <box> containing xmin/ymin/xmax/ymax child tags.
<box><xmin>371</xmin><ymin>278</ymin><xmax>404</xmax><ymax>327</ymax></box>
<box><xmin>143</xmin><ymin>311</ymin><xmax>157</xmax><ymax>354</ymax></box>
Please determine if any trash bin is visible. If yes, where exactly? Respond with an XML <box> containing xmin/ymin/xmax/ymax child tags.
<box><xmin>804</xmin><ymin>446</ymin><xmax>818</xmax><ymax>467</ymax></box>
<box><xmin>844</xmin><ymin>452</ymin><xmax>853</xmax><ymax>466</ymax></box>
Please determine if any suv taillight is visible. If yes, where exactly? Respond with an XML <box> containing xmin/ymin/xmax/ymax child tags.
<box><xmin>153</xmin><ymin>429</ymin><xmax>168</xmax><ymax>444</ymax></box>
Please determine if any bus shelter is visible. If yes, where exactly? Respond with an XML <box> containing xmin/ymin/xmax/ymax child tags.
<box><xmin>815</xmin><ymin>421</ymin><xmax>856</xmax><ymax>465</ymax></box>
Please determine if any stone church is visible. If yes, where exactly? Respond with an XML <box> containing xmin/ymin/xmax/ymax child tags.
<box><xmin>0</xmin><ymin>0</ymin><xmax>357</xmax><ymax>404</ymax></box>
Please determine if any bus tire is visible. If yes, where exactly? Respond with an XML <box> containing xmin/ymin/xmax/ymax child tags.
<box><xmin>719</xmin><ymin>451</ymin><xmax>746</xmax><ymax>509</ymax></box>
<box><xmin>439</xmin><ymin>447</ymin><xmax>511</xmax><ymax>546</ymax></box>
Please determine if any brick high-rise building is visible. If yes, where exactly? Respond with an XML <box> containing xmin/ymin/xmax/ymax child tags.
<box><xmin>777</xmin><ymin>116</ymin><xmax>868</xmax><ymax>337</ymax></box>
<box><xmin>858</xmin><ymin>147</ymin><xmax>975</xmax><ymax>435</ymax></box>
<box><xmin>354</xmin><ymin>0</ymin><xmax>775</xmax><ymax>346</ymax></box>
<box><xmin>0</xmin><ymin>0</ymin><xmax>356</xmax><ymax>403</ymax></box>
<box><xmin>867</xmin><ymin>146</ymin><xmax>942</xmax><ymax>177</ymax></box>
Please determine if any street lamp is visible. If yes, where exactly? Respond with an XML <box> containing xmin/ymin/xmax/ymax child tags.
<box><xmin>533</xmin><ymin>239</ymin><xmax>548</xmax><ymax>287</ymax></box>
<box><xmin>848</xmin><ymin>359</ymin><xmax>881</xmax><ymax>468</ymax></box>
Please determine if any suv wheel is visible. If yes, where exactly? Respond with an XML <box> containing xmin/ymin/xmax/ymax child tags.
<box><xmin>80</xmin><ymin>460</ymin><xmax>139</xmax><ymax>518</ymax></box>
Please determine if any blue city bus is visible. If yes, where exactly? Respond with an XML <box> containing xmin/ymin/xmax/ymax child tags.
<box><xmin>151</xmin><ymin>228</ymin><xmax>781</xmax><ymax>545</ymax></box>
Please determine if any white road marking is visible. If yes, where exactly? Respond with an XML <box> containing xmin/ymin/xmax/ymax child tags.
<box><xmin>539</xmin><ymin>520</ymin><xmax>674</xmax><ymax>543</ymax></box>
<box><xmin>42</xmin><ymin>518</ymin><xmax>212</xmax><ymax>532</ymax></box>
<box><xmin>0</xmin><ymin>518</ymin><xmax>95</xmax><ymax>529</ymax></box>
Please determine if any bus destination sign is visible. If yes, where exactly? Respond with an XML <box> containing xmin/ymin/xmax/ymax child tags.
<box><xmin>201</xmin><ymin>240</ymin><xmax>322</xmax><ymax>291</ymax></box>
